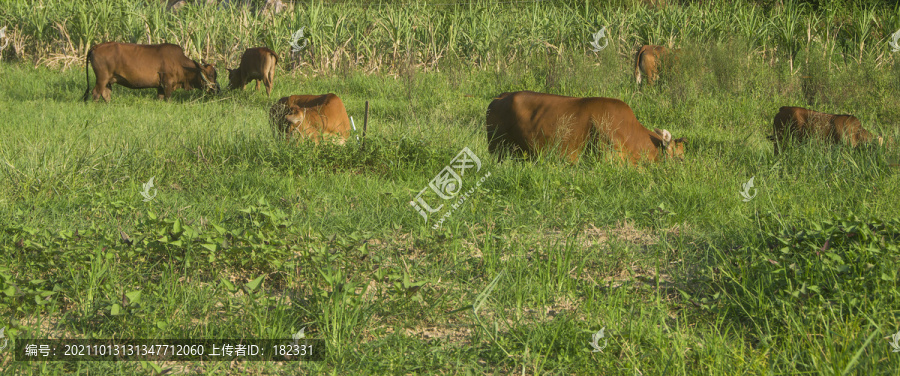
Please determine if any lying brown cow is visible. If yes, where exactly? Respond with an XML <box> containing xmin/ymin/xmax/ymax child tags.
<box><xmin>486</xmin><ymin>91</ymin><xmax>686</xmax><ymax>164</ymax></box>
<box><xmin>769</xmin><ymin>106</ymin><xmax>883</xmax><ymax>155</ymax></box>
<box><xmin>228</xmin><ymin>47</ymin><xmax>278</xmax><ymax>96</ymax></box>
<box><xmin>634</xmin><ymin>45</ymin><xmax>678</xmax><ymax>85</ymax></box>
<box><xmin>83</xmin><ymin>42</ymin><xmax>219</xmax><ymax>102</ymax></box>
<box><xmin>269</xmin><ymin>94</ymin><xmax>351</xmax><ymax>144</ymax></box>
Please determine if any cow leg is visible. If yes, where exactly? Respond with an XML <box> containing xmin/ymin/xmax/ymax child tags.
<box><xmin>264</xmin><ymin>73</ymin><xmax>273</xmax><ymax>96</ymax></box>
<box><xmin>97</xmin><ymin>82</ymin><xmax>113</xmax><ymax>102</ymax></box>
<box><xmin>160</xmin><ymin>80</ymin><xmax>176</xmax><ymax>101</ymax></box>
<box><xmin>162</xmin><ymin>84</ymin><xmax>176</xmax><ymax>100</ymax></box>
<box><xmin>92</xmin><ymin>73</ymin><xmax>113</xmax><ymax>102</ymax></box>
<box><xmin>308</xmin><ymin>129</ymin><xmax>323</xmax><ymax>145</ymax></box>
<box><xmin>255</xmin><ymin>80</ymin><xmax>260</xmax><ymax>91</ymax></box>
<box><xmin>157</xmin><ymin>73</ymin><xmax>171</xmax><ymax>100</ymax></box>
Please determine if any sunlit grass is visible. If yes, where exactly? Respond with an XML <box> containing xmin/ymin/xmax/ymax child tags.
<box><xmin>2</xmin><ymin>0</ymin><xmax>900</xmax><ymax>374</ymax></box>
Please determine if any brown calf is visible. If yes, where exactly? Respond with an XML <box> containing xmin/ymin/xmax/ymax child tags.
<box><xmin>228</xmin><ymin>47</ymin><xmax>278</xmax><ymax>96</ymax></box>
<box><xmin>269</xmin><ymin>94</ymin><xmax>351</xmax><ymax>144</ymax></box>
<box><xmin>634</xmin><ymin>45</ymin><xmax>678</xmax><ymax>85</ymax></box>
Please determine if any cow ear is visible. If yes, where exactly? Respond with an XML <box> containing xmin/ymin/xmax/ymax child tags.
<box><xmin>654</xmin><ymin>128</ymin><xmax>672</xmax><ymax>143</ymax></box>
<box><xmin>675</xmin><ymin>137</ymin><xmax>687</xmax><ymax>145</ymax></box>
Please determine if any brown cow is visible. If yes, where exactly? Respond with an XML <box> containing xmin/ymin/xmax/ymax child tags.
<box><xmin>269</xmin><ymin>94</ymin><xmax>351</xmax><ymax>145</ymax></box>
<box><xmin>83</xmin><ymin>42</ymin><xmax>219</xmax><ymax>102</ymax></box>
<box><xmin>634</xmin><ymin>45</ymin><xmax>677</xmax><ymax>85</ymax></box>
<box><xmin>486</xmin><ymin>91</ymin><xmax>686</xmax><ymax>164</ymax></box>
<box><xmin>228</xmin><ymin>47</ymin><xmax>278</xmax><ymax>96</ymax></box>
<box><xmin>769</xmin><ymin>106</ymin><xmax>883</xmax><ymax>155</ymax></box>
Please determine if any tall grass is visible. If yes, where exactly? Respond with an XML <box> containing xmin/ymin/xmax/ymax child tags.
<box><xmin>1</xmin><ymin>0</ymin><xmax>900</xmax><ymax>73</ymax></box>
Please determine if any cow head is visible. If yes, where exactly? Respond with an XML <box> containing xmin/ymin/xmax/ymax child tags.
<box><xmin>653</xmin><ymin>128</ymin><xmax>687</xmax><ymax>160</ymax></box>
<box><xmin>194</xmin><ymin>60</ymin><xmax>220</xmax><ymax>93</ymax></box>
<box><xmin>285</xmin><ymin>105</ymin><xmax>305</xmax><ymax>125</ymax></box>
<box><xmin>226</xmin><ymin>68</ymin><xmax>242</xmax><ymax>90</ymax></box>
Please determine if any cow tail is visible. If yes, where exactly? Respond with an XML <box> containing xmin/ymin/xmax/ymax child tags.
<box><xmin>82</xmin><ymin>48</ymin><xmax>93</xmax><ymax>102</ymax></box>
<box><xmin>634</xmin><ymin>47</ymin><xmax>642</xmax><ymax>85</ymax></box>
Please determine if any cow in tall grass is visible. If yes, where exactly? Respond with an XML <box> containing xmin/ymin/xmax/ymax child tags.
<box><xmin>269</xmin><ymin>94</ymin><xmax>351</xmax><ymax>145</ymax></box>
<box><xmin>769</xmin><ymin>106</ymin><xmax>884</xmax><ymax>155</ymax></box>
<box><xmin>228</xmin><ymin>47</ymin><xmax>278</xmax><ymax>96</ymax></box>
<box><xmin>486</xmin><ymin>91</ymin><xmax>686</xmax><ymax>164</ymax></box>
<box><xmin>634</xmin><ymin>45</ymin><xmax>678</xmax><ymax>85</ymax></box>
<box><xmin>82</xmin><ymin>42</ymin><xmax>219</xmax><ymax>102</ymax></box>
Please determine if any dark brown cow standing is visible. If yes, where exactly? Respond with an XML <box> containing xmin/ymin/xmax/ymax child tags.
<box><xmin>769</xmin><ymin>106</ymin><xmax>883</xmax><ymax>155</ymax></box>
<box><xmin>269</xmin><ymin>94</ymin><xmax>351</xmax><ymax>144</ymax></box>
<box><xmin>486</xmin><ymin>91</ymin><xmax>686</xmax><ymax>164</ymax></box>
<box><xmin>228</xmin><ymin>47</ymin><xmax>279</xmax><ymax>96</ymax></box>
<box><xmin>83</xmin><ymin>42</ymin><xmax>219</xmax><ymax>102</ymax></box>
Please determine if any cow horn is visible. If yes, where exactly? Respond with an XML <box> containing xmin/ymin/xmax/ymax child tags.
<box><xmin>653</xmin><ymin>128</ymin><xmax>672</xmax><ymax>144</ymax></box>
<box><xmin>199</xmin><ymin>71</ymin><xmax>217</xmax><ymax>92</ymax></box>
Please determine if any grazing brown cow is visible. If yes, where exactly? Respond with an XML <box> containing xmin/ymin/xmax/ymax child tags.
<box><xmin>83</xmin><ymin>42</ymin><xmax>219</xmax><ymax>102</ymax></box>
<box><xmin>228</xmin><ymin>47</ymin><xmax>278</xmax><ymax>96</ymax></box>
<box><xmin>269</xmin><ymin>94</ymin><xmax>351</xmax><ymax>145</ymax></box>
<box><xmin>769</xmin><ymin>106</ymin><xmax>883</xmax><ymax>155</ymax></box>
<box><xmin>634</xmin><ymin>45</ymin><xmax>678</xmax><ymax>85</ymax></box>
<box><xmin>486</xmin><ymin>91</ymin><xmax>686</xmax><ymax>164</ymax></box>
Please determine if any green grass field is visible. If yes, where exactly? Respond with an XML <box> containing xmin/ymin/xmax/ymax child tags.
<box><xmin>3</xmin><ymin>0</ymin><xmax>900</xmax><ymax>374</ymax></box>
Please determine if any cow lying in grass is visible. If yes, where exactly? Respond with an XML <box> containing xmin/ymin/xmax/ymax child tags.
<box><xmin>269</xmin><ymin>94</ymin><xmax>351</xmax><ymax>145</ymax></box>
<box><xmin>486</xmin><ymin>91</ymin><xmax>686</xmax><ymax>164</ymax></box>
